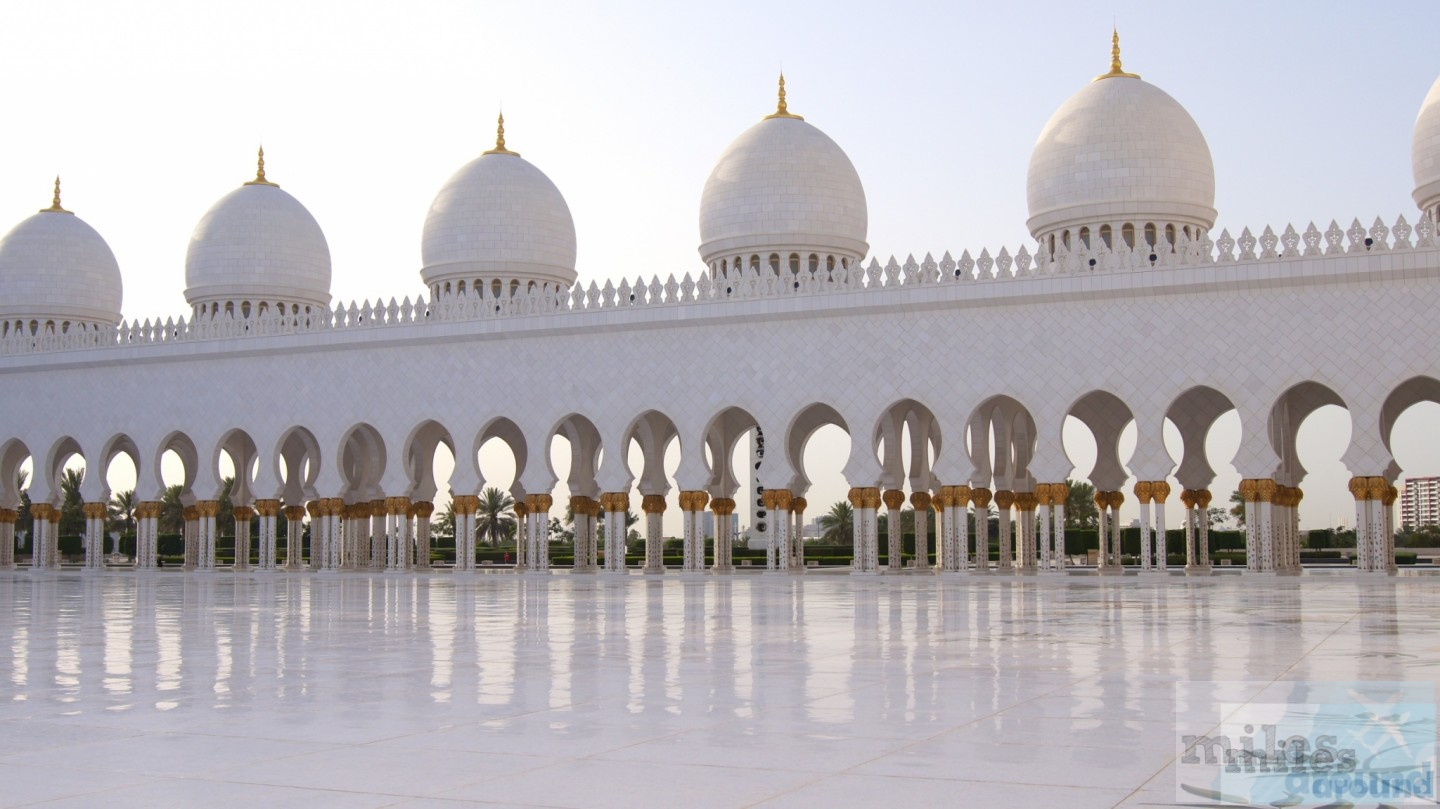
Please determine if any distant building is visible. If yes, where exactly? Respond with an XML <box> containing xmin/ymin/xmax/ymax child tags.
<box><xmin>1401</xmin><ymin>477</ymin><xmax>1440</xmax><ymax>528</ymax></box>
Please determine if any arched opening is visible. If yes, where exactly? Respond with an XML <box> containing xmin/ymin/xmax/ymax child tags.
<box><xmin>624</xmin><ymin>410</ymin><xmax>681</xmax><ymax>569</ymax></box>
<box><xmin>873</xmin><ymin>399</ymin><xmax>942</xmax><ymax>569</ymax></box>
<box><xmin>1064</xmin><ymin>390</ymin><xmax>1137</xmax><ymax>569</ymax></box>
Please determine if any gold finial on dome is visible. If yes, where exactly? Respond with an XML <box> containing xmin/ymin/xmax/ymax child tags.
<box><xmin>1094</xmin><ymin>27</ymin><xmax>1141</xmax><ymax>81</ymax></box>
<box><xmin>42</xmin><ymin>176</ymin><xmax>72</xmax><ymax>214</ymax></box>
<box><xmin>244</xmin><ymin>146</ymin><xmax>279</xmax><ymax>187</ymax></box>
<box><xmin>765</xmin><ymin>72</ymin><xmax>804</xmax><ymax>120</ymax></box>
<box><xmin>484</xmin><ymin>112</ymin><xmax>520</xmax><ymax>156</ymax></box>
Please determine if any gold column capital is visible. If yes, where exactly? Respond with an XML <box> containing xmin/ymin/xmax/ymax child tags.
<box><xmin>1152</xmin><ymin>480</ymin><xmax>1171</xmax><ymax>503</ymax></box>
<box><xmin>882</xmin><ymin>489</ymin><xmax>905</xmax><ymax>510</ymax></box>
<box><xmin>284</xmin><ymin>505</ymin><xmax>307</xmax><ymax>521</ymax></box>
<box><xmin>231</xmin><ymin>505</ymin><xmax>255</xmax><ymax>521</ymax></box>
<box><xmin>909</xmin><ymin>491</ymin><xmax>932</xmax><ymax>511</ymax></box>
<box><xmin>970</xmin><ymin>487</ymin><xmax>992</xmax><ymax>509</ymax></box>
<box><xmin>709</xmin><ymin>497</ymin><xmax>735</xmax><ymax>516</ymax></box>
<box><xmin>641</xmin><ymin>494</ymin><xmax>667</xmax><ymax>514</ymax></box>
<box><xmin>994</xmin><ymin>490</ymin><xmax>1015</xmax><ymax>510</ymax></box>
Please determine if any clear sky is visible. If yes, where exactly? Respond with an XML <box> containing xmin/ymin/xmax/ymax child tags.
<box><xmin>5</xmin><ymin>1</ymin><xmax>1439</xmax><ymax>536</ymax></box>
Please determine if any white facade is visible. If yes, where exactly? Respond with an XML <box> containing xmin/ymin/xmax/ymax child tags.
<box><xmin>0</xmin><ymin>50</ymin><xmax>1435</xmax><ymax>577</ymax></box>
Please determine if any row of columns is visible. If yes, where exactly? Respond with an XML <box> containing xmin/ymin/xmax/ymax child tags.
<box><xmin>2</xmin><ymin>476</ymin><xmax>1403</xmax><ymax>576</ymax></box>
<box><xmin>1238</xmin><ymin>479</ymin><xmax>1307</xmax><ymax>575</ymax></box>
<box><xmin>1350</xmin><ymin>476</ymin><xmax>1397</xmax><ymax>574</ymax></box>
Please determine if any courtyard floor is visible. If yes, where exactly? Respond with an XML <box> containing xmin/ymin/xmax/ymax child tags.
<box><xmin>0</xmin><ymin>570</ymin><xmax>1436</xmax><ymax>808</ymax></box>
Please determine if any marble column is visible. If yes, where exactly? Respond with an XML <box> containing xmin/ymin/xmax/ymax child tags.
<box><xmin>1036</xmin><ymin>485</ymin><xmax>1053</xmax><ymax>570</ymax></box>
<box><xmin>385</xmin><ymin>497</ymin><xmax>411</xmax><ymax>570</ymax></box>
<box><xmin>0</xmin><ymin>508</ymin><xmax>14</xmax><ymax>569</ymax></box>
<box><xmin>883</xmin><ymin>489</ymin><xmax>905</xmax><ymax>573</ymax></box>
<box><xmin>679</xmin><ymin>491</ymin><xmax>709</xmax><ymax>572</ymax></box>
<box><xmin>305</xmin><ymin>501</ymin><xmax>324</xmax><ymax>569</ymax></box>
<box><xmin>641</xmin><ymin>494</ymin><xmax>666</xmax><ymax>574</ymax></box>
<box><xmin>910</xmin><ymin>491</ymin><xmax>931</xmax><ymax>572</ymax></box>
<box><xmin>255</xmin><ymin>499</ymin><xmax>280</xmax><ymax>570</ymax></box>
<box><xmin>1095</xmin><ymin>491</ymin><xmax>1111</xmax><ymax>574</ymax></box>
<box><xmin>599</xmin><ymin>493</ymin><xmax>627</xmax><ymax>573</ymax></box>
<box><xmin>28</xmin><ymin>503</ymin><xmax>53</xmax><ymax>569</ymax></box>
<box><xmin>1240</xmin><ymin>479</ymin><xmax>1275</xmax><ymax>573</ymax></box>
<box><xmin>791</xmin><ymin>497</ymin><xmax>807</xmax><ymax>569</ymax></box>
<box><xmin>848</xmin><ymin>487</ymin><xmax>879</xmax><ymax>574</ymax></box>
<box><xmin>1134</xmin><ymin>482</ymin><xmax>1154</xmax><ymax>571</ymax></box>
<box><xmin>527</xmin><ymin>493</ymin><xmax>553</xmax><ymax>572</ymax></box>
<box><xmin>1016</xmin><ymin>492</ymin><xmax>1037</xmax><ymax>573</ymax></box>
<box><xmin>970</xmin><ymin>487</ymin><xmax>991</xmax><ymax>572</ymax></box>
<box><xmin>763</xmin><ymin>489</ymin><xmax>793</xmax><ymax>572</ymax></box>
<box><xmin>1381</xmin><ymin>485</ymin><xmax>1397</xmax><ymax>574</ymax></box>
<box><xmin>412</xmin><ymin>501</ymin><xmax>433</xmax><ymax>569</ymax></box>
<box><xmin>1350</xmin><ymin>476</ymin><xmax>1393</xmax><ymax>573</ymax></box>
<box><xmin>994</xmin><ymin>490</ymin><xmax>1014</xmax><ymax>573</ymax></box>
<box><xmin>450</xmin><ymin>495</ymin><xmax>477</xmax><ymax>571</ymax></box>
<box><xmin>83</xmin><ymin>502</ymin><xmax>107</xmax><ymax>569</ymax></box>
<box><xmin>1109</xmin><ymin>491</ymin><xmax>1124</xmax><ymax>570</ymax></box>
<box><xmin>1153</xmin><ymin>482</ymin><xmax>1171</xmax><ymax>571</ymax></box>
<box><xmin>368</xmin><ymin>499</ymin><xmax>387</xmax><ymax>570</ymax></box>
<box><xmin>1051</xmin><ymin>482</ymin><xmax>1069</xmax><ymax>571</ymax></box>
<box><xmin>231</xmin><ymin>505</ymin><xmax>254</xmax><ymax>570</ymax></box>
<box><xmin>182</xmin><ymin>505</ymin><xmax>198</xmax><ymax>570</ymax></box>
<box><xmin>710</xmin><ymin>497</ymin><xmax>735</xmax><ymax>573</ymax></box>
<box><xmin>46</xmin><ymin>507</ymin><xmax>61</xmax><ymax>567</ymax></box>
<box><xmin>195</xmin><ymin>500</ymin><xmax>220</xmax><ymax>570</ymax></box>
<box><xmin>284</xmin><ymin>505</ymin><xmax>305</xmax><ymax>569</ymax></box>
<box><xmin>510</xmin><ymin>500</ymin><xmax>526</xmax><ymax>571</ymax></box>
<box><xmin>1193</xmin><ymin>489</ymin><xmax>1211</xmax><ymax>571</ymax></box>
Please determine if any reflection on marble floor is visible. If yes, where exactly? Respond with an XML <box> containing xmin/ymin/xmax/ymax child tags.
<box><xmin>0</xmin><ymin>573</ymin><xmax>1435</xmax><ymax>808</ymax></box>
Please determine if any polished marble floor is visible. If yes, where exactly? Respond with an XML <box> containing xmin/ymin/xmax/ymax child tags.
<box><xmin>0</xmin><ymin>570</ymin><xmax>1435</xmax><ymax>808</ymax></box>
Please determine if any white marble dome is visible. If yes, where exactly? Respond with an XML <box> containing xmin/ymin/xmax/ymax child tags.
<box><xmin>421</xmin><ymin>125</ymin><xmax>577</xmax><ymax>296</ymax></box>
<box><xmin>1026</xmin><ymin>57</ymin><xmax>1216</xmax><ymax>249</ymax></box>
<box><xmin>1412</xmin><ymin>75</ymin><xmax>1440</xmax><ymax>220</ymax></box>
<box><xmin>185</xmin><ymin>156</ymin><xmax>332</xmax><ymax>315</ymax></box>
<box><xmin>0</xmin><ymin>189</ymin><xmax>123</xmax><ymax>335</ymax></box>
<box><xmin>698</xmin><ymin>88</ymin><xmax>868</xmax><ymax>272</ymax></box>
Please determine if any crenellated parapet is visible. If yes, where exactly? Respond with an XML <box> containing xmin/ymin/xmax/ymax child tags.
<box><xmin>0</xmin><ymin>212</ymin><xmax>1433</xmax><ymax>359</ymax></box>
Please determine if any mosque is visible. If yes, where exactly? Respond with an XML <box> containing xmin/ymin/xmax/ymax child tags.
<box><xmin>1</xmin><ymin>36</ymin><xmax>1438</xmax><ymax>578</ymax></box>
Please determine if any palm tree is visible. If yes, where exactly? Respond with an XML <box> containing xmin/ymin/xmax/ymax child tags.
<box><xmin>475</xmin><ymin>486</ymin><xmax>515</xmax><ymax>546</ymax></box>
<box><xmin>15</xmin><ymin>469</ymin><xmax>31</xmax><ymax>535</ymax></box>
<box><xmin>817</xmin><ymin>500</ymin><xmax>854</xmax><ymax>543</ymax></box>
<box><xmin>160</xmin><ymin>484</ymin><xmax>185</xmax><ymax>534</ymax></box>
<box><xmin>59</xmin><ymin>467</ymin><xmax>85</xmax><ymax>536</ymax></box>
<box><xmin>1229</xmin><ymin>490</ymin><xmax>1247</xmax><ymax>527</ymax></box>
<box><xmin>108</xmin><ymin>489</ymin><xmax>136</xmax><ymax>534</ymax></box>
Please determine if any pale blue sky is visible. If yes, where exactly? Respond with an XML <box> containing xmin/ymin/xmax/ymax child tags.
<box><xmin>4</xmin><ymin>1</ymin><xmax>1437</xmax><ymax>533</ymax></box>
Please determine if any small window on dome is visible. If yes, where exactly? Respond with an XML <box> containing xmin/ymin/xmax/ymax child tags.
<box><xmin>788</xmin><ymin>253</ymin><xmax>800</xmax><ymax>274</ymax></box>
<box><xmin>808</xmin><ymin>254</ymin><xmax>818</xmax><ymax>273</ymax></box>
<box><xmin>1100</xmin><ymin>225</ymin><xmax>1113</xmax><ymax>249</ymax></box>
<box><xmin>1062</xmin><ymin>230</ymin><xmax>1071</xmax><ymax>250</ymax></box>
<box><xmin>826</xmin><ymin>256</ymin><xmax>835</xmax><ymax>272</ymax></box>
<box><xmin>509</xmin><ymin>280</ymin><xmax>520</xmax><ymax>297</ymax></box>
<box><xmin>769</xmin><ymin>254</ymin><xmax>780</xmax><ymax>273</ymax></box>
<box><xmin>749</xmin><ymin>255</ymin><xmax>760</xmax><ymax>271</ymax></box>
<box><xmin>1144</xmin><ymin>223</ymin><xmax>1157</xmax><ymax>248</ymax></box>
<box><xmin>1048</xmin><ymin>235</ymin><xmax>1055</xmax><ymax>254</ymax></box>
<box><xmin>1079</xmin><ymin>227</ymin><xmax>1091</xmax><ymax>249</ymax></box>
<box><xmin>1121</xmin><ymin>223</ymin><xmax>1136</xmax><ymax>248</ymax></box>
<box><xmin>492</xmin><ymin>279</ymin><xmax>502</xmax><ymax>298</ymax></box>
